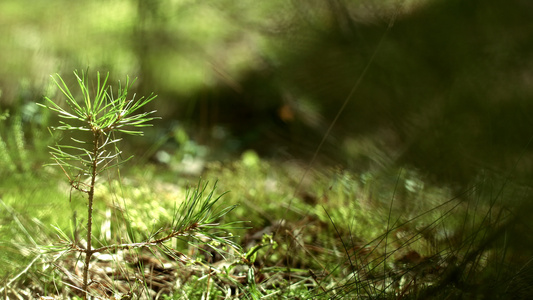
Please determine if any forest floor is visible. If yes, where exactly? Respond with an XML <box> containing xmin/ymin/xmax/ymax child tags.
<box><xmin>2</xmin><ymin>149</ymin><xmax>530</xmax><ymax>299</ymax></box>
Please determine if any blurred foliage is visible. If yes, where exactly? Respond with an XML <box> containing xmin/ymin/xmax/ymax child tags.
<box><xmin>2</xmin><ymin>0</ymin><xmax>533</xmax><ymax>188</ymax></box>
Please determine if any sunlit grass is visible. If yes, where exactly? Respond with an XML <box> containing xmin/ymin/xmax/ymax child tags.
<box><xmin>0</xmin><ymin>172</ymin><xmax>74</xmax><ymax>279</ymax></box>
<box><xmin>1</xmin><ymin>142</ymin><xmax>531</xmax><ymax>298</ymax></box>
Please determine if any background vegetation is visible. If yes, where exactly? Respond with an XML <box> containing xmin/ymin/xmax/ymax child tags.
<box><xmin>2</xmin><ymin>0</ymin><xmax>533</xmax><ymax>298</ymax></box>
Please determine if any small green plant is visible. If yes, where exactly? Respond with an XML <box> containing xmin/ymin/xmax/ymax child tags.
<box><xmin>39</xmin><ymin>70</ymin><xmax>242</xmax><ymax>299</ymax></box>
<box><xmin>0</xmin><ymin>108</ymin><xmax>43</xmax><ymax>175</ymax></box>
<box><xmin>40</xmin><ymin>70</ymin><xmax>158</xmax><ymax>297</ymax></box>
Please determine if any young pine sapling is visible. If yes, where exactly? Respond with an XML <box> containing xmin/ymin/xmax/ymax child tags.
<box><xmin>41</xmin><ymin>71</ymin><xmax>242</xmax><ymax>299</ymax></box>
<box><xmin>40</xmin><ymin>71</ymin><xmax>157</xmax><ymax>297</ymax></box>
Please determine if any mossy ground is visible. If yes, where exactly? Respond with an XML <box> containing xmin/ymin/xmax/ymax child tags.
<box><xmin>2</xmin><ymin>148</ymin><xmax>527</xmax><ymax>299</ymax></box>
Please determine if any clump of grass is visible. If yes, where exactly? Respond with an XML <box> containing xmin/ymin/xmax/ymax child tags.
<box><xmin>312</xmin><ymin>168</ymin><xmax>533</xmax><ymax>299</ymax></box>
<box><xmin>198</xmin><ymin>151</ymin><xmax>531</xmax><ymax>299</ymax></box>
<box><xmin>0</xmin><ymin>105</ymin><xmax>51</xmax><ymax>176</ymax></box>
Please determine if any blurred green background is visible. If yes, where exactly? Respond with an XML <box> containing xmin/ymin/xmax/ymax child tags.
<box><xmin>1</xmin><ymin>0</ymin><xmax>533</xmax><ymax>185</ymax></box>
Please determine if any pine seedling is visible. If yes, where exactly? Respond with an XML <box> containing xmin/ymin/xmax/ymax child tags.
<box><xmin>39</xmin><ymin>70</ymin><xmax>157</xmax><ymax>298</ymax></box>
<box><xmin>40</xmin><ymin>71</ymin><xmax>244</xmax><ymax>299</ymax></box>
